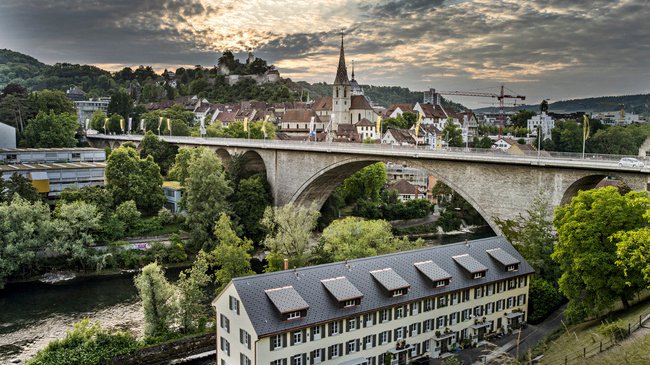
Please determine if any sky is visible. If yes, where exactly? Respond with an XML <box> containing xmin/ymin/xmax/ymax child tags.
<box><xmin>0</xmin><ymin>0</ymin><xmax>648</xmax><ymax>108</ymax></box>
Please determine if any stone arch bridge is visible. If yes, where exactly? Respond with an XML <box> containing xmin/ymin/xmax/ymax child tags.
<box><xmin>88</xmin><ymin>135</ymin><xmax>650</xmax><ymax>235</ymax></box>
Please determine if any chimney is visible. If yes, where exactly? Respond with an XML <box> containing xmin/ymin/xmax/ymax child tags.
<box><xmin>283</xmin><ymin>258</ymin><xmax>289</xmax><ymax>271</ymax></box>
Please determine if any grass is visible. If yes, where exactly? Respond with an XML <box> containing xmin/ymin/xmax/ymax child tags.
<box><xmin>538</xmin><ymin>291</ymin><xmax>650</xmax><ymax>365</ymax></box>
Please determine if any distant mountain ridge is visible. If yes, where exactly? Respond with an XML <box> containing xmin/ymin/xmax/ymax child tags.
<box><xmin>474</xmin><ymin>94</ymin><xmax>650</xmax><ymax>114</ymax></box>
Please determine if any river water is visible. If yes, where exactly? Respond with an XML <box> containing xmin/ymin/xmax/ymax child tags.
<box><xmin>0</xmin><ymin>228</ymin><xmax>494</xmax><ymax>364</ymax></box>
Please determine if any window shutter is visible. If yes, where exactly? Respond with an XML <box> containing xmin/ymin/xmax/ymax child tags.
<box><xmin>302</xmin><ymin>353</ymin><xmax>307</xmax><ymax>365</ymax></box>
<box><xmin>321</xmin><ymin>325</ymin><xmax>326</xmax><ymax>339</ymax></box>
<box><xmin>240</xmin><ymin>329</ymin><xmax>244</xmax><ymax>344</ymax></box>
<box><xmin>283</xmin><ymin>359</ymin><xmax>287</xmax><ymax>365</ymax></box>
<box><xmin>328</xmin><ymin>346</ymin><xmax>332</xmax><ymax>359</ymax></box>
<box><xmin>247</xmin><ymin>333</ymin><xmax>251</xmax><ymax>350</ymax></box>
<box><xmin>388</xmin><ymin>331</ymin><xmax>392</xmax><ymax>342</ymax></box>
<box><xmin>338</xmin><ymin>344</ymin><xmax>343</xmax><ymax>356</ymax></box>
<box><xmin>356</xmin><ymin>339</ymin><xmax>360</xmax><ymax>351</ymax></box>
<box><xmin>270</xmin><ymin>336</ymin><xmax>274</xmax><ymax>351</ymax></box>
<box><xmin>290</xmin><ymin>332</ymin><xmax>295</xmax><ymax>346</ymax></box>
<box><xmin>237</xmin><ymin>300</ymin><xmax>240</xmax><ymax>315</ymax></box>
<box><xmin>283</xmin><ymin>333</ymin><xmax>288</xmax><ymax>348</ymax></box>
<box><xmin>329</xmin><ymin>323</ymin><xmax>333</xmax><ymax>336</ymax></box>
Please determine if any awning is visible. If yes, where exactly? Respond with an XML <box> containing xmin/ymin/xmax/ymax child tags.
<box><xmin>387</xmin><ymin>344</ymin><xmax>413</xmax><ymax>354</ymax></box>
<box><xmin>338</xmin><ymin>357</ymin><xmax>368</xmax><ymax>365</ymax></box>
<box><xmin>471</xmin><ymin>321</ymin><xmax>492</xmax><ymax>329</ymax></box>
<box><xmin>434</xmin><ymin>333</ymin><xmax>455</xmax><ymax>340</ymax></box>
<box><xmin>506</xmin><ymin>312</ymin><xmax>524</xmax><ymax>319</ymax></box>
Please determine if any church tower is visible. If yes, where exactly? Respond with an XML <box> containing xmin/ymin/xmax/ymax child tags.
<box><xmin>332</xmin><ymin>33</ymin><xmax>351</xmax><ymax>128</ymax></box>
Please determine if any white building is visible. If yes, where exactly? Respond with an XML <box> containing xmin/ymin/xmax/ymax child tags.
<box><xmin>526</xmin><ymin>112</ymin><xmax>555</xmax><ymax>140</ymax></box>
<box><xmin>74</xmin><ymin>98</ymin><xmax>110</xmax><ymax>127</ymax></box>
<box><xmin>0</xmin><ymin>122</ymin><xmax>16</xmax><ymax>148</ymax></box>
<box><xmin>212</xmin><ymin>237</ymin><xmax>532</xmax><ymax>365</ymax></box>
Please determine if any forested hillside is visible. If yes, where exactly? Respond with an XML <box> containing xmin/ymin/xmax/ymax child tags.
<box><xmin>476</xmin><ymin>94</ymin><xmax>650</xmax><ymax>114</ymax></box>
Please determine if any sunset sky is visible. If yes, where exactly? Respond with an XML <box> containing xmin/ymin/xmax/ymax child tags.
<box><xmin>1</xmin><ymin>0</ymin><xmax>648</xmax><ymax>108</ymax></box>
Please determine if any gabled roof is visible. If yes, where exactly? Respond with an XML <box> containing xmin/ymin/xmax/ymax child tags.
<box><xmin>386</xmin><ymin>179</ymin><xmax>419</xmax><ymax>195</ymax></box>
<box><xmin>355</xmin><ymin>118</ymin><xmax>373</xmax><ymax>126</ymax></box>
<box><xmin>486</xmin><ymin>248</ymin><xmax>520</xmax><ymax>266</ymax></box>
<box><xmin>312</xmin><ymin>96</ymin><xmax>332</xmax><ymax>111</ymax></box>
<box><xmin>229</xmin><ymin>236</ymin><xmax>533</xmax><ymax>337</ymax></box>
<box><xmin>350</xmin><ymin>95</ymin><xmax>374</xmax><ymax>110</ymax></box>
<box><xmin>385</xmin><ymin>103</ymin><xmax>414</xmax><ymax>117</ymax></box>
<box><xmin>321</xmin><ymin>276</ymin><xmax>364</xmax><ymax>302</ymax></box>
<box><xmin>385</xmin><ymin>128</ymin><xmax>415</xmax><ymax>144</ymax></box>
<box><xmin>282</xmin><ymin>109</ymin><xmax>319</xmax><ymax>124</ymax></box>
<box><xmin>453</xmin><ymin>254</ymin><xmax>488</xmax><ymax>274</ymax></box>
<box><xmin>265</xmin><ymin>286</ymin><xmax>310</xmax><ymax>314</ymax></box>
<box><xmin>370</xmin><ymin>268</ymin><xmax>410</xmax><ymax>292</ymax></box>
<box><xmin>414</xmin><ymin>260</ymin><xmax>451</xmax><ymax>283</ymax></box>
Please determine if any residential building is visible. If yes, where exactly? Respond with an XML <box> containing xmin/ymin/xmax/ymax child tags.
<box><xmin>382</xmin><ymin>128</ymin><xmax>415</xmax><ymax>146</ymax></box>
<box><xmin>212</xmin><ymin>236</ymin><xmax>533</xmax><ymax>365</ymax></box>
<box><xmin>74</xmin><ymin>98</ymin><xmax>110</xmax><ymax>127</ymax></box>
<box><xmin>162</xmin><ymin>181</ymin><xmax>183</xmax><ymax>213</ymax></box>
<box><xmin>355</xmin><ymin>119</ymin><xmax>377</xmax><ymax>140</ymax></box>
<box><xmin>526</xmin><ymin>112</ymin><xmax>555</xmax><ymax>140</ymax></box>
<box><xmin>386</xmin><ymin>179</ymin><xmax>423</xmax><ymax>201</ymax></box>
<box><xmin>0</xmin><ymin>122</ymin><xmax>16</xmax><ymax>148</ymax></box>
<box><xmin>0</xmin><ymin>148</ymin><xmax>106</xmax><ymax>198</ymax></box>
<box><xmin>492</xmin><ymin>138</ymin><xmax>537</xmax><ymax>155</ymax></box>
<box><xmin>65</xmin><ymin>86</ymin><xmax>86</xmax><ymax>101</ymax></box>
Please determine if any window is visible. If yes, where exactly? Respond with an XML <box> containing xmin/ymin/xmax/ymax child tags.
<box><xmin>487</xmin><ymin>284</ymin><xmax>494</xmax><ymax>296</ymax></box>
<box><xmin>410</xmin><ymin>302</ymin><xmax>419</xmax><ymax>315</ymax></box>
<box><xmin>395</xmin><ymin>327</ymin><xmax>404</xmax><ymax>340</ymax></box>
<box><xmin>423</xmin><ymin>319</ymin><xmax>433</xmax><ymax>333</ymax></box>
<box><xmin>312</xmin><ymin>349</ymin><xmax>323</xmax><ymax>364</ymax></box>
<box><xmin>475</xmin><ymin>287</ymin><xmax>484</xmax><ymax>299</ymax></box>
<box><xmin>364</xmin><ymin>335</ymin><xmax>374</xmax><ymax>349</ymax></box>
<box><xmin>518</xmin><ymin>294</ymin><xmax>526</xmax><ymax>306</ymax></box>
<box><xmin>364</xmin><ymin>313</ymin><xmax>375</xmax><ymax>327</ymax></box>
<box><xmin>347</xmin><ymin>317</ymin><xmax>358</xmax><ymax>332</ymax></box>
<box><xmin>311</xmin><ymin>325</ymin><xmax>322</xmax><ymax>341</ymax></box>
<box><xmin>473</xmin><ymin>272</ymin><xmax>485</xmax><ymax>279</ymax></box>
<box><xmin>485</xmin><ymin>302</ymin><xmax>493</xmax><ymax>315</ymax></box>
<box><xmin>220</xmin><ymin>314</ymin><xmax>230</xmax><ymax>333</ymax></box>
<box><xmin>497</xmin><ymin>300</ymin><xmax>504</xmax><ymax>312</ymax></box>
<box><xmin>380</xmin><ymin>309</ymin><xmax>390</xmax><ymax>323</ymax></box>
<box><xmin>474</xmin><ymin>305</ymin><xmax>483</xmax><ymax>317</ymax></box>
<box><xmin>330</xmin><ymin>321</ymin><xmax>340</xmax><ymax>336</ymax></box>
<box><xmin>287</xmin><ymin>311</ymin><xmax>301</xmax><ymax>320</ymax></box>
<box><xmin>270</xmin><ymin>360</ymin><xmax>284</xmax><ymax>365</ymax></box>
<box><xmin>450</xmin><ymin>292</ymin><xmax>459</xmax><ymax>305</ymax></box>
<box><xmin>379</xmin><ymin>331</ymin><xmax>390</xmax><ymax>345</ymax></box>
<box><xmin>71</xmin><ymin>153</ymin><xmax>81</xmax><ymax>159</ymax></box>
<box><xmin>423</xmin><ymin>340</ymin><xmax>430</xmax><ymax>353</ymax></box>
<box><xmin>423</xmin><ymin>299</ymin><xmax>434</xmax><ymax>312</ymax></box>
<box><xmin>507</xmin><ymin>264</ymin><xmax>518</xmax><ymax>272</ymax></box>
<box><xmin>329</xmin><ymin>344</ymin><xmax>341</xmax><ymax>359</ymax></box>
<box><xmin>271</xmin><ymin>334</ymin><xmax>284</xmax><ymax>350</ymax></box>
<box><xmin>344</xmin><ymin>299</ymin><xmax>356</xmax><ymax>307</ymax></box>
<box><xmin>240</xmin><ymin>329</ymin><xmax>251</xmax><ymax>349</ymax></box>
<box><xmin>438</xmin><ymin>296</ymin><xmax>447</xmax><ymax>308</ymax></box>
<box><xmin>507</xmin><ymin>297</ymin><xmax>514</xmax><ymax>309</ymax></box>
<box><xmin>435</xmin><ymin>280</ymin><xmax>447</xmax><ymax>288</ymax></box>
<box><xmin>449</xmin><ymin>312</ymin><xmax>457</xmax><ymax>325</ymax></box>
<box><xmin>292</xmin><ymin>355</ymin><xmax>303</xmax><ymax>365</ymax></box>
<box><xmin>395</xmin><ymin>306</ymin><xmax>404</xmax><ymax>319</ymax></box>
<box><xmin>410</xmin><ymin>323</ymin><xmax>419</xmax><ymax>336</ymax></box>
<box><xmin>220</xmin><ymin>337</ymin><xmax>230</xmax><ymax>356</ymax></box>
<box><xmin>392</xmin><ymin>288</ymin><xmax>405</xmax><ymax>297</ymax></box>
<box><xmin>292</xmin><ymin>331</ymin><xmax>303</xmax><ymax>345</ymax></box>
<box><xmin>240</xmin><ymin>354</ymin><xmax>251</xmax><ymax>365</ymax></box>
<box><xmin>347</xmin><ymin>340</ymin><xmax>358</xmax><ymax>354</ymax></box>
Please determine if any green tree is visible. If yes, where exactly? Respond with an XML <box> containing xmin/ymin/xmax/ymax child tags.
<box><xmin>336</xmin><ymin>162</ymin><xmax>387</xmax><ymax>204</ymax></box>
<box><xmin>552</xmin><ymin>187</ymin><xmax>649</xmax><ymax>322</ymax></box>
<box><xmin>614</xmin><ymin>208</ymin><xmax>650</xmax><ymax>287</ymax></box>
<box><xmin>113</xmin><ymin>200</ymin><xmax>141</xmax><ymax>235</ymax></box>
<box><xmin>546</xmin><ymin>120</ymin><xmax>582</xmax><ymax>152</ymax></box>
<box><xmin>89</xmin><ymin>109</ymin><xmax>107</xmax><ymax>132</ymax></box>
<box><xmin>139</xmin><ymin>131</ymin><xmax>179</xmax><ymax>175</ymax></box>
<box><xmin>232</xmin><ymin>175</ymin><xmax>272</xmax><ymax>242</ymax></box>
<box><xmin>472</xmin><ymin>136</ymin><xmax>493</xmax><ymax>149</ymax></box>
<box><xmin>105</xmin><ymin>145</ymin><xmax>165</xmax><ymax>214</ymax></box>
<box><xmin>510</xmin><ymin>110</ymin><xmax>536</xmax><ymax>129</ymax></box>
<box><xmin>183</xmin><ymin>149</ymin><xmax>232</xmax><ymax>248</ymax></box>
<box><xmin>211</xmin><ymin>213</ymin><xmax>255</xmax><ymax>292</ymax></box>
<box><xmin>51</xmin><ymin>201</ymin><xmax>102</xmax><ymax>269</ymax></box>
<box><xmin>134</xmin><ymin>262</ymin><xmax>177</xmax><ymax>337</ymax></box>
<box><xmin>0</xmin><ymin>173</ymin><xmax>40</xmax><ymax>203</ymax></box>
<box><xmin>22</xmin><ymin>111</ymin><xmax>78</xmax><ymax>147</ymax></box>
<box><xmin>59</xmin><ymin>186</ymin><xmax>113</xmax><ymax>217</ymax></box>
<box><xmin>29</xmin><ymin>89</ymin><xmax>75</xmax><ymax>114</ymax></box>
<box><xmin>0</xmin><ymin>196</ymin><xmax>52</xmax><ymax>288</ymax></box>
<box><xmin>318</xmin><ymin>217</ymin><xmax>424</xmax><ymax>262</ymax></box>
<box><xmin>176</xmin><ymin>250</ymin><xmax>211</xmax><ymax>333</ymax></box>
<box><xmin>168</xmin><ymin>147</ymin><xmax>206</xmax><ymax>184</ymax></box>
<box><xmin>442</xmin><ymin>120</ymin><xmax>463</xmax><ymax>147</ymax></box>
<box><xmin>107</xmin><ymin>89</ymin><xmax>133</xmax><ymax>120</ymax></box>
<box><xmin>261</xmin><ymin>203</ymin><xmax>320</xmax><ymax>271</ymax></box>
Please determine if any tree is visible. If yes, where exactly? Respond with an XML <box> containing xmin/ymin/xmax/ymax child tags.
<box><xmin>211</xmin><ymin>213</ymin><xmax>255</xmax><ymax>292</ymax></box>
<box><xmin>261</xmin><ymin>203</ymin><xmax>320</xmax><ymax>271</ymax></box>
<box><xmin>336</xmin><ymin>162</ymin><xmax>387</xmax><ymax>204</ymax></box>
<box><xmin>134</xmin><ymin>262</ymin><xmax>177</xmax><ymax>337</ymax></box>
<box><xmin>318</xmin><ymin>217</ymin><xmax>425</xmax><ymax>262</ymax></box>
<box><xmin>614</xmin><ymin>209</ymin><xmax>650</xmax><ymax>287</ymax></box>
<box><xmin>107</xmin><ymin>89</ymin><xmax>133</xmax><ymax>120</ymax></box>
<box><xmin>51</xmin><ymin>201</ymin><xmax>102</xmax><ymax>269</ymax></box>
<box><xmin>59</xmin><ymin>186</ymin><xmax>114</xmax><ymax>218</ymax></box>
<box><xmin>183</xmin><ymin>149</ymin><xmax>232</xmax><ymax>248</ymax></box>
<box><xmin>472</xmin><ymin>136</ymin><xmax>493</xmax><ymax>149</ymax></box>
<box><xmin>139</xmin><ymin>131</ymin><xmax>179</xmax><ymax>175</ymax></box>
<box><xmin>168</xmin><ymin>147</ymin><xmax>206</xmax><ymax>184</ymax></box>
<box><xmin>89</xmin><ymin>109</ymin><xmax>108</xmax><ymax>132</ymax></box>
<box><xmin>232</xmin><ymin>175</ymin><xmax>272</xmax><ymax>243</ymax></box>
<box><xmin>22</xmin><ymin>111</ymin><xmax>78</xmax><ymax>148</ymax></box>
<box><xmin>29</xmin><ymin>89</ymin><xmax>75</xmax><ymax>115</ymax></box>
<box><xmin>0</xmin><ymin>173</ymin><xmax>40</xmax><ymax>203</ymax></box>
<box><xmin>105</xmin><ymin>145</ymin><xmax>165</xmax><ymax>214</ymax></box>
<box><xmin>540</xmin><ymin>100</ymin><xmax>549</xmax><ymax>114</ymax></box>
<box><xmin>510</xmin><ymin>110</ymin><xmax>536</xmax><ymax>129</ymax></box>
<box><xmin>113</xmin><ymin>200</ymin><xmax>141</xmax><ymax>235</ymax></box>
<box><xmin>176</xmin><ymin>250</ymin><xmax>211</xmax><ymax>333</ymax></box>
<box><xmin>0</xmin><ymin>196</ymin><xmax>52</xmax><ymax>288</ymax></box>
<box><xmin>546</xmin><ymin>120</ymin><xmax>582</xmax><ymax>152</ymax></box>
<box><xmin>552</xmin><ymin>187</ymin><xmax>649</xmax><ymax>322</ymax></box>
<box><xmin>441</xmin><ymin>120</ymin><xmax>463</xmax><ymax>147</ymax></box>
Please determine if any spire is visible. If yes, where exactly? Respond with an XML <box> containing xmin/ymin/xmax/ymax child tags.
<box><xmin>351</xmin><ymin>60</ymin><xmax>355</xmax><ymax>80</ymax></box>
<box><xmin>333</xmin><ymin>32</ymin><xmax>350</xmax><ymax>85</ymax></box>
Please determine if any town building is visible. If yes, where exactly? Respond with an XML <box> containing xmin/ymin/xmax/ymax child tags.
<box><xmin>212</xmin><ymin>236</ymin><xmax>533</xmax><ymax>365</ymax></box>
<box><xmin>0</xmin><ymin>122</ymin><xmax>16</xmax><ymax>148</ymax></box>
<box><xmin>0</xmin><ymin>148</ymin><xmax>106</xmax><ymax>198</ymax></box>
<box><xmin>381</xmin><ymin>128</ymin><xmax>415</xmax><ymax>146</ymax></box>
<box><xmin>492</xmin><ymin>138</ymin><xmax>537</xmax><ymax>155</ymax></box>
<box><xmin>74</xmin><ymin>98</ymin><xmax>110</xmax><ymax>126</ymax></box>
<box><xmin>526</xmin><ymin>112</ymin><xmax>555</xmax><ymax>141</ymax></box>
<box><xmin>385</xmin><ymin>179</ymin><xmax>423</xmax><ymax>201</ymax></box>
<box><xmin>162</xmin><ymin>181</ymin><xmax>183</xmax><ymax>213</ymax></box>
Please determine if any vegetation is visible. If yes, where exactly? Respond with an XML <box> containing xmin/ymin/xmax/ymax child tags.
<box><xmin>441</xmin><ymin>119</ymin><xmax>463</xmax><ymax>147</ymax></box>
<box><xmin>134</xmin><ymin>263</ymin><xmax>178</xmax><ymax>337</ymax></box>
<box><xmin>22</xmin><ymin>110</ymin><xmax>78</xmax><ymax>147</ymax></box>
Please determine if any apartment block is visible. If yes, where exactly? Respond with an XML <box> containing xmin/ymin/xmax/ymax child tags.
<box><xmin>212</xmin><ymin>236</ymin><xmax>533</xmax><ymax>365</ymax></box>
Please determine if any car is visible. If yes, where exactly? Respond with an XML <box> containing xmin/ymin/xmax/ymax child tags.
<box><xmin>618</xmin><ymin>157</ymin><xmax>645</xmax><ymax>168</ymax></box>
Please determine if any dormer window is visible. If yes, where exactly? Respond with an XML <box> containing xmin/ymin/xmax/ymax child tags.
<box><xmin>344</xmin><ymin>299</ymin><xmax>357</xmax><ymax>308</ymax></box>
<box><xmin>392</xmin><ymin>288</ymin><xmax>405</xmax><ymax>297</ymax></box>
<box><xmin>435</xmin><ymin>279</ymin><xmax>449</xmax><ymax>288</ymax></box>
<box><xmin>487</xmin><ymin>248</ymin><xmax>521</xmax><ymax>272</ymax></box>
<box><xmin>321</xmin><ymin>276</ymin><xmax>364</xmax><ymax>308</ymax></box>
<box><xmin>370</xmin><ymin>268</ymin><xmax>410</xmax><ymax>297</ymax></box>
<box><xmin>473</xmin><ymin>272</ymin><xmax>485</xmax><ymax>279</ymax></box>
<box><xmin>507</xmin><ymin>264</ymin><xmax>519</xmax><ymax>272</ymax></box>
<box><xmin>287</xmin><ymin>311</ymin><xmax>301</xmax><ymax>320</ymax></box>
<box><xmin>265</xmin><ymin>286</ymin><xmax>309</xmax><ymax>321</ymax></box>
<box><xmin>453</xmin><ymin>254</ymin><xmax>488</xmax><ymax>279</ymax></box>
<box><xmin>415</xmin><ymin>260</ymin><xmax>452</xmax><ymax>288</ymax></box>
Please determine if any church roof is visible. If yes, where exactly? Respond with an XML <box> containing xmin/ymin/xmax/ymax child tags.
<box><xmin>350</xmin><ymin>95</ymin><xmax>374</xmax><ymax>110</ymax></box>
<box><xmin>312</xmin><ymin>96</ymin><xmax>332</xmax><ymax>111</ymax></box>
<box><xmin>333</xmin><ymin>35</ymin><xmax>350</xmax><ymax>85</ymax></box>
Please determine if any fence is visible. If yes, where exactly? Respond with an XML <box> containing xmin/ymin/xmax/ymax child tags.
<box><xmin>539</xmin><ymin>311</ymin><xmax>650</xmax><ymax>365</ymax></box>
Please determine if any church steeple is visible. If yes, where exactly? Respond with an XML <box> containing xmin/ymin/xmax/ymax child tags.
<box><xmin>351</xmin><ymin>60</ymin><xmax>355</xmax><ymax>80</ymax></box>
<box><xmin>333</xmin><ymin>33</ymin><xmax>350</xmax><ymax>85</ymax></box>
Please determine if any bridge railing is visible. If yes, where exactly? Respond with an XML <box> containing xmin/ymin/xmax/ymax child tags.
<box><xmin>89</xmin><ymin>134</ymin><xmax>648</xmax><ymax>165</ymax></box>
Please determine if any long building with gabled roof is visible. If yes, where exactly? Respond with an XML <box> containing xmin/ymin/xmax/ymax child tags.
<box><xmin>212</xmin><ymin>236</ymin><xmax>533</xmax><ymax>365</ymax></box>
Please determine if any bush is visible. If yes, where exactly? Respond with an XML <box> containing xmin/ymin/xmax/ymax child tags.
<box><xmin>158</xmin><ymin>207</ymin><xmax>174</xmax><ymax>225</ymax></box>
<box><xmin>599</xmin><ymin>321</ymin><xmax>628</xmax><ymax>342</ymax></box>
<box><xmin>26</xmin><ymin>319</ymin><xmax>140</xmax><ymax>365</ymax></box>
<box><xmin>114</xmin><ymin>200</ymin><xmax>141</xmax><ymax>234</ymax></box>
<box><xmin>527</xmin><ymin>277</ymin><xmax>564</xmax><ymax>323</ymax></box>
<box><xmin>438</xmin><ymin>210</ymin><xmax>462</xmax><ymax>232</ymax></box>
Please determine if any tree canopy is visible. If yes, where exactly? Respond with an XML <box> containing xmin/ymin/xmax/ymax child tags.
<box><xmin>22</xmin><ymin>111</ymin><xmax>78</xmax><ymax>148</ymax></box>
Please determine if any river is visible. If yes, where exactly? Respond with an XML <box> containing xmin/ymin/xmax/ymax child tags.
<box><xmin>0</xmin><ymin>228</ymin><xmax>494</xmax><ymax>364</ymax></box>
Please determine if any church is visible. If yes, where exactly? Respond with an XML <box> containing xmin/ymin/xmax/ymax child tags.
<box><xmin>313</xmin><ymin>35</ymin><xmax>378</xmax><ymax>136</ymax></box>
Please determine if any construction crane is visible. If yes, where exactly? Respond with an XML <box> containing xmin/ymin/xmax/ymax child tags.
<box><xmin>433</xmin><ymin>85</ymin><xmax>526</xmax><ymax>136</ymax></box>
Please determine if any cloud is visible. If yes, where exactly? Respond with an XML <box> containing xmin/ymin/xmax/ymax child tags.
<box><xmin>0</xmin><ymin>0</ymin><xmax>648</xmax><ymax>106</ymax></box>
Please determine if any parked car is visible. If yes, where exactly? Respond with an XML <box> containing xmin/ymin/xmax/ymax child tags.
<box><xmin>618</xmin><ymin>157</ymin><xmax>644</xmax><ymax>167</ymax></box>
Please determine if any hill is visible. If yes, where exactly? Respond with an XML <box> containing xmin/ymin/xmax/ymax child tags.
<box><xmin>475</xmin><ymin>94</ymin><xmax>650</xmax><ymax>115</ymax></box>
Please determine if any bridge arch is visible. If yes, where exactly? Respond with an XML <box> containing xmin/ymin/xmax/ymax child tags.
<box><xmin>238</xmin><ymin>150</ymin><xmax>267</xmax><ymax>179</ymax></box>
<box><xmin>561</xmin><ymin>174</ymin><xmax>629</xmax><ymax>205</ymax></box>
<box><xmin>290</xmin><ymin>157</ymin><xmax>500</xmax><ymax>234</ymax></box>
<box><xmin>215</xmin><ymin>148</ymin><xmax>232</xmax><ymax>170</ymax></box>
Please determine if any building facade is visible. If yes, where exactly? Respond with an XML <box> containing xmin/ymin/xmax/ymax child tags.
<box><xmin>75</xmin><ymin>98</ymin><xmax>110</xmax><ymax>126</ymax></box>
<box><xmin>212</xmin><ymin>237</ymin><xmax>533</xmax><ymax>365</ymax></box>
<box><xmin>526</xmin><ymin>112</ymin><xmax>555</xmax><ymax>141</ymax></box>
